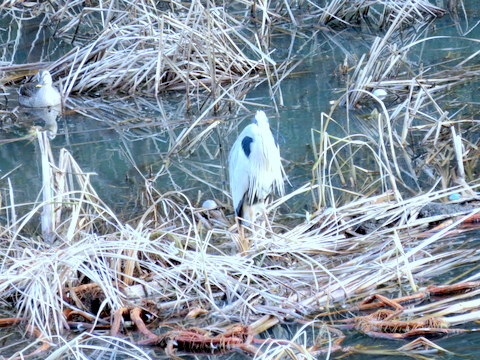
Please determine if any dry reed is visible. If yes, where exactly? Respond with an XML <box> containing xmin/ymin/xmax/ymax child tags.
<box><xmin>0</xmin><ymin>123</ymin><xmax>478</xmax><ymax>358</ymax></box>
<box><xmin>0</xmin><ymin>0</ymin><xmax>479</xmax><ymax>359</ymax></box>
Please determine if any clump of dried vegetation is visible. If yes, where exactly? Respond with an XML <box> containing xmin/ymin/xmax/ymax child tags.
<box><xmin>0</xmin><ymin>0</ymin><xmax>479</xmax><ymax>359</ymax></box>
<box><xmin>2</xmin><ymin>0</ymin><xmax>275</xmax><ymax>97</ymax></box>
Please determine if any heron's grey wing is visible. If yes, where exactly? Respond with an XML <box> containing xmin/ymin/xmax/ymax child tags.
<box><xmin>247</xmin><ymin>121</ymin><xmax>285</xmax><ymax>199</ymax></box>
<box><xmin>229</xmin><ymin>128</ymin><xmax>253</xmax><ymax>216</ymax></box>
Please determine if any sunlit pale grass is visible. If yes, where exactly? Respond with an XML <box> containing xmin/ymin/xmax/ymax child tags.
<box><xmin>49</xmin><ymin>0</ymin><xmax>272</xmax><ymax>97</ymax></box>
<box><xmin>317</xmin><ymin>0</ymin><xmax>445</xmax><ymax>27</ymax></box>
<box><xmin>0</xmin><ymin>0</ymin><xmax>479</xmax><ymax>358</ymax></box>
<box><xmin>0</xmin><ymin>113</ymin><xmax>478</xmax><ymax>359</ymax></box>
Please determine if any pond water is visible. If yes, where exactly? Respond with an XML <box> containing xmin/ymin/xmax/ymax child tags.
<box><xmin>0</xmin><ymin>0</ymin><xmax>479</xmax><ymax>359</ymax></box>
<box><xmin>1</xmin><ymin>2</ymin><xmax>479</xmax><ymax>218</ymax></box>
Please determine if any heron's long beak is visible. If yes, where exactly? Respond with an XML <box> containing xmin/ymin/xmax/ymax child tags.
<box><xmin>36</xmin><ymin>84</ymin><xmax>43</xmax><ymax>88</ymax></box>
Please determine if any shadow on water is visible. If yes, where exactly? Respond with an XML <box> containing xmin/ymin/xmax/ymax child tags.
<box><xmin>0</xmin><ymin>92</ymin><xmax>232</xmax><ymax>220</ymax></box>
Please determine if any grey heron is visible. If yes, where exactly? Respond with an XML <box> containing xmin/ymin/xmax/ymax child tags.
<box><xmin>228</xmin><ymin>110</ymin><xmax>285</xmax><ymax>248</ymax></box>
<box><xmin>19</xmin><ymin>70</ymin><xmax>62</xmax><ymax>108</ymax></box>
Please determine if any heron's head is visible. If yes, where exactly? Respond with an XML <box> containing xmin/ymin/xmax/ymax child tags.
<box><xmin>36</xmin><ymin>70</ymin><xmax>53</xmax><ymax>87</ymax></box>
<box><xmin>253</xmin><ymin>110</ymin><xmax>270</xmax><ymax>130</ymax></box>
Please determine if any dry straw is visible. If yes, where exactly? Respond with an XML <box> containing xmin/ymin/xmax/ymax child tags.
<box><xmin>0</xmin><ymin>120</ymin><xmax>478</xmax><ymax>358</ymax></box>
<box><xmin>49</xmin><ymin>0</ymin><xmax>273</xmax><ymax>97</ymax></box>
<box><xmin>0</xmin><ymin>0</ymin><xmax>479</xmax><ymax>358</ymax></box>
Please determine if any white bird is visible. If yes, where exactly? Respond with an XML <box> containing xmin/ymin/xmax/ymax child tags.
<box><xmin>228</xmin><ymin>111</ymin><xmax>285</xmax><ymax>243</ymax></box>
<box><xmin>18</xmin><ymin>70</ymin><xmax>62</xmax><ymax>108</ymax></box>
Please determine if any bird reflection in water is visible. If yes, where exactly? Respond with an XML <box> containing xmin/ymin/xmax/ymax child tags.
<box><xmin>20</xmin><ymin>105</ymin><xmax>61</xmax><ymax>140</ymax></box>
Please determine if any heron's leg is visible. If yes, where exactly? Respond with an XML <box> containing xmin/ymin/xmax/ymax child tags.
<box><xmin>240</xmin><ymin>202</ymin><xmax>264</xmax><ymax>251</ymax></box>
<box><xmin>243</xmin><ymin>204</ymin><xmax>260</xmax><ymax>252</ymax></box>
<box><xmin>236</xmin><ymin>204</ymin><xmax>252</xmax><ymax>253</ymax></box>
<box><xmin>238</xmin><ymin>222</ymin><xmax>250</xmax><ymax>253</ymax></box>
<box><xmin>255</xmin><ymin>202</ymin><xmax>271</xmax><ymax>238</ymax></box>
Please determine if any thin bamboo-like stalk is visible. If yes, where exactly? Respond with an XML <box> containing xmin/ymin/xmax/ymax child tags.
<box><xmin>38</xmin><ymin>130</ymin><xmax>55</xmax><ymax>244</ymax></box>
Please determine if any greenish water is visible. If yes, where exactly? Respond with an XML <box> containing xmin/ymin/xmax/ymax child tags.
<box><xmin>0</xmin><ymin>0</ymin><xmax>479</xmax><ymax>359</ymax></box>
<box><xmin>1</xmin><ymin>2</ymin><xmax>479</xmax><ymax>218</ymax></box>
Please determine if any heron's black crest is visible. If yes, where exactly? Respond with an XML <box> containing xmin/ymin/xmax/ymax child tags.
<box><xmin>241</xmin><ymin>136</ymin><xmax>253</xmax><ymax>158</ymax></box>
